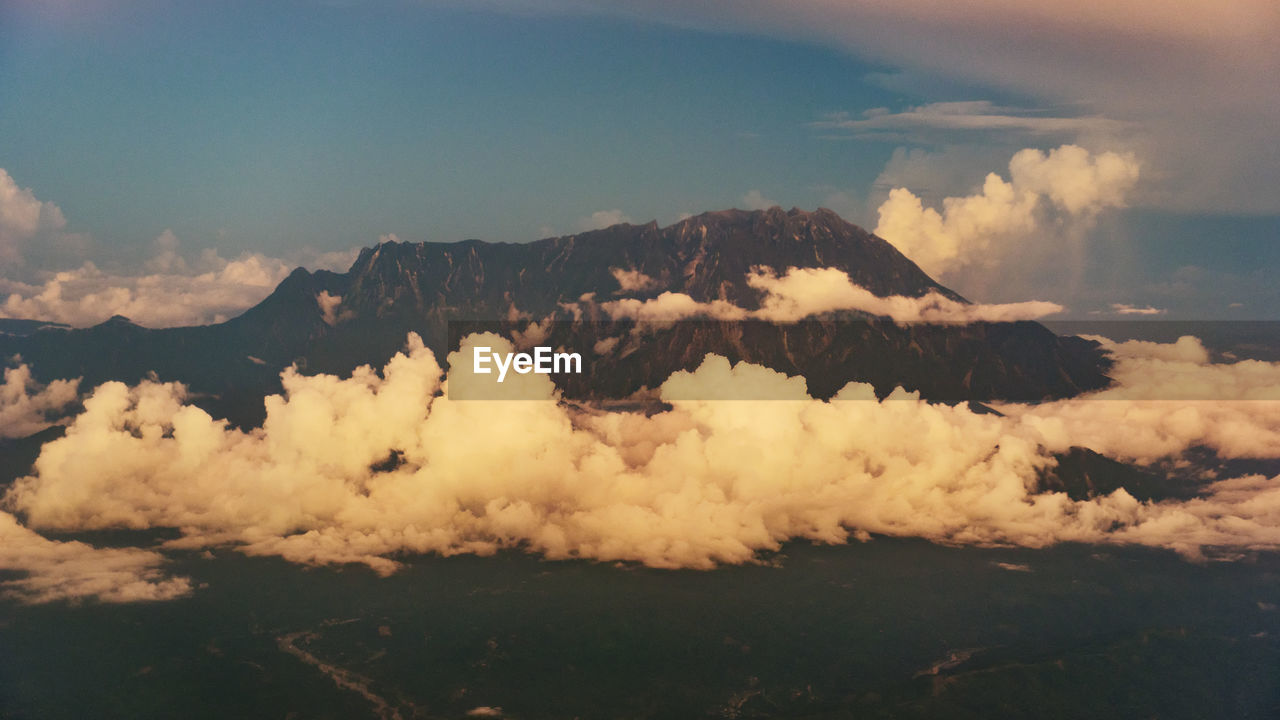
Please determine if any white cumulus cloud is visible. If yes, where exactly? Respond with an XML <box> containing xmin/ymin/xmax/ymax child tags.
<box><xmin>599</xmin><ymin>267</ymin><xmax>1063</xmax><ymax>324</ymax></box>
<box><xmin>4</xmin><ymin>332</ymin><xmax>1280</xmax><ymax>590</ymax></box>
<box><xmin>0</xmin><ymin>227</ymin><xmax>306</xmax><ymax>328</ymax></box>
<box><xmin>0</xmin><ymin>252</ymin><xmax>293</xmax><ymax>328</ymax></box>
<box><xmin>0</xmin><ymin>168</ymin><xmax>88</xmax><ymax>272</ymax></box>
<box><xmin>0</xmin><ymin>363</ymin><xmax>80</xmax><ymax>439</ymax></box>
<box><xmin>1000</xmin><ymin>336</ymin><xmax>1280</xmax><ymax>463</ymax></box>
<box><xmin>740</xmin><ymin>190</ymin><xmax>776</xmax><ymax>211</ymax></box>
<box><xmin>1111</xmin><ymin>303</ymin><xmax>1166</xmax><ymax>316</ymax></box>
<box><xmin>873</xmin><ymin>145</ymin><xmax>1140</xmax><ymax>279</ymax></box>
<box><xmin>610</xmin><ymin>268</ymin><xmax>658</xmax><ymax>293</ymax></box>
<box><xmin>577</xmin><ymin>210</ymin><xmax>633</xmax><ymax>231</ymax></box>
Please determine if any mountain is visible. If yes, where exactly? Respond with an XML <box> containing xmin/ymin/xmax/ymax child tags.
<box><xmin>0</xmin><ymin>207</ymin><xmax>1111</xmax><ymax>427</ymax></box>
<box><xmin>343</xmin><ymin>206</ymin><xmax>960</xmax><ymax>319</ymax></box>
<box><xmin>0</xmin><ymin>318</ymin><xmax>71</xmax><ymax>336</ymax></box>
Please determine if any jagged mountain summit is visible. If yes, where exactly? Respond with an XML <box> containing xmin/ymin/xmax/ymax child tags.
<box><xmin>0</xmin><ymin>207</ymin><xmax>1110</xmax><ymax>426</ymax></box>
<box><xmin>339</xmin><ymin>207</ymin><xmax>960</xmax><ymax>322</ymax></box>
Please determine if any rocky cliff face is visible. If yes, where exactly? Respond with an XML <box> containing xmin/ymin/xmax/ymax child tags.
<box><xmin>339</xmin><ymin>207</ymin><xmax>958</xmax><ymax>321</ymax></box>
<box><xmin>538</xmin><ymin>319</ymin><xmax>1109</xmax><ymax>403</ymax></box>
<box><xmin>0</xmin><ymin>207</ymin><xmax>1111</xmax><ymax>426</ymax></box>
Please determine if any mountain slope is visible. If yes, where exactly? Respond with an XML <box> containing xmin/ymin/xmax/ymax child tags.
<box><xmin>0</xmin><ymin>207</ymin><xmax>1110</xmax><ymax>426</ymax></box>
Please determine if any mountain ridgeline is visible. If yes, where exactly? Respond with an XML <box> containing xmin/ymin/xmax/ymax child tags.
<box><xmin>1</xmin><ymin>207</ymin><xmax>1111</xmax><ymax>427</ymax></box>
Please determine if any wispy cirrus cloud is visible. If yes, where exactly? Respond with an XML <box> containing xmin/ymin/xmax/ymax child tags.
<box><xmin>434</xmin><ymin>0</ymin><xmax>1279</xmax><ymax>212</ymax></box>
<box><xmin>1110</xmin><ymin>303</ymin><xmax>1166</xmax><ymax>316</ymax></box>
<box><xmin>811</xmin><ymin>102</ymin><xmax>1125</xmax><ymax>142</ymax></box>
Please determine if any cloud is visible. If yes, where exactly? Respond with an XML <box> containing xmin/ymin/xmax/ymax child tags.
<box><xmin>0</xmin><ymin>168</ymin><xmax>66</xmax><ymax>266</ymax></box>
<box><xmin>8</xmin><ymin>332</ymin><xmax>1280</xmax><ymax>586</ymax></box>
<box><xmin>871</xmin><ymin>146</ymin><xmax>1004</xmax><ymax>201</ymax></box>
<box><xmin>1095</xmin><ymin>335</ymin><xmax>1210</xmax><ymax>364</ymax></box>
<box><xmin>1111</xmin><ymin>303</ymin><xmax>1166</xmax><ymax>316</ymax></box>
<box><xmin>0</xmin><ymin>510</ymin><xmax>191</xmax><ymax>604</ymax></box>
<box><xmin>0</xmin><ymin>240</ymin><xmax>359</xmax><ymax>328</ymax></box>
<box><xmin>316</xmin><ymin>291</ymin><xmax>353</xmax><ymax>326</ymax></box>
<box><xmin>143</xmin><ymin>229</ymin><xmax>185</xmax><ymax>273</ymax></box>
<box><xmin>813</xmin><ymin>102</ymin><xmax>1123</xmax><ymax>141</ymax></box>
<box><xmin>446</xmin><ymin>0</ymin><xmax>1279</xmax><ymax>212</ymax></box>
<box><xmin>1000</xmin><ymin>335</ymin><xmax>1280</xmax><ymax>463</ymax></box>
<box><xmin>601</xmin><ymin>292</ymin><xmax>748</xmax><ymax>324</ymax></box>
<box><xmin>0</xmin><ymin>228</ymin><xmax>301</xmax><ymax>327</ymax></box>
<box><xmin>0</xmin><ymin>363</ymin><xmax>80</xmax><ymax>439</ymax></box>
<box><xmin>1008</xmin><ymin>145</ymin><xmax>1141</xmax><ymax>216</ymax></box>
<box><xmin>298</xmin><ymin>246</ymin><xmax>362</xmax><ymax>274</ymax></box>
<box><xmin>0</xmin><ymin>174</ymin><xmax>359</xmax><ymax>327</ymax></box>
<box><xmin>0</xmin><ymin>170</ymin><xmax>58</xmax><ymax>249</ymax></box>
<box><xmin>747</xmin><ymin>267</ymin><xmax>1063</xmax><ymax>322</ymax></box>
<box><xmin>0</xmin><ymin>168</ymin><xmax>88</xmax><ymax>271</ymax></box>
<box><xmin>740</xmin><ymin>190</ymin><xmax>776</xmax><ymax>211</ymax></box>
<box><xmin>872</xmin><ymin>145</ymin><xmax>1139</xmax><ymax>278</ymax></box>
<box><xmin>598</xmin><ymin>267</ymin><xmax>1063</xmax><ymax>324</ymax></box>
<box><xmin>0</xmin><ymin>253</ymin><xmax>294</xmax><ymax>328</ymax></box>
<box><xmin>610</xmin><ymin>268</ymin><xmax>658</xmax><ymax>293</ymax></box>
<box><xmin>577</xmin><ymin>210</ymin><xmax>633</xmax><ymax>232</ymax></box>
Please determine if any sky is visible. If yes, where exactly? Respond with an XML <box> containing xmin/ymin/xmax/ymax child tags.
<box><xmin>1</xmin><ymin>0</ymin><xmax>1278</xmax><ymax>323</ymax></box>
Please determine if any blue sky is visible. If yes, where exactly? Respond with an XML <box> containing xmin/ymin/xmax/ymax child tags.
<box><xmin>1</xmin><ymin>2</ymin><xmax>914</xmax><ymax>247</ymax></box>
<box><xmin>1</xmin><ymin>0</ymin><xmax>1277</xmax><ymax>323</ymax></box>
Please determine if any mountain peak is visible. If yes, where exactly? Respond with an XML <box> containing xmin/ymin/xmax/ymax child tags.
<box><xmin>0</xmin><ymin>206</ymin><xmax>1111</xmax><ymax>429</ymax></box>
<box><xmin>668</xmin><ymin>206</ymin><xmax>861</xmax><ymax>236</ymax></box>
<box><xmin>333</xmin><ymin>206</ymin><xmax>962</xmax><ymax>333</ymax></box>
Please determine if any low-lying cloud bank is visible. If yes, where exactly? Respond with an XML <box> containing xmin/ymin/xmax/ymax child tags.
<box><xmin>4</xmin><ymin>332</ymin><xmax>1280</xmax><ymax>603</ymax></box>
<box><xmin>601</xmin><ymin>266</ymin><xmax>1063</xmax><ymax>323</ymax></box>
<box><xmin>0</xmin><ymin>172</ymin><xmax>361</xmax><ymax>327</ymax></box>
<box><xmin>1001</xmin><ymin>336</ymin><xmax>1280</xmax><ymax>463</ymax></box>
<box><xmin>1</xmin><ymin>242</ymin><xmax>361</xmax><ymax>328</ymax></box>
<box><xmin>0</xmin><ymin>254</ymin><xmax>294</xmax><ymax>328</ymax></box>
<box><xmin>0</xmin><ymin>511</ymin><xmax>191</xmax><ymax>604</ymax></box>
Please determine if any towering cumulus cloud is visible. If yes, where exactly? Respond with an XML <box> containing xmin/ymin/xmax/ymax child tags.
<box><xmin>4</xmin><ymin>331</ymin><xmax>1280</xmax><ymax>599</ymax></box>
<box><xmin>0</xmin><ymin>168</ymin><xmax>73</xmax><ymax>268</ymax></box>
<box><xmin>873</xmin><ymin>145</ymin><xmax>1139</xmax><ymax>277</ymax></box>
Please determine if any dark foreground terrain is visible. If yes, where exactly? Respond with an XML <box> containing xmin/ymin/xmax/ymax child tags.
<box><xmin>2</xmin><ymin>538</ymin><xmax>1278</xmax><ymax>720</ymax></box>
